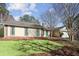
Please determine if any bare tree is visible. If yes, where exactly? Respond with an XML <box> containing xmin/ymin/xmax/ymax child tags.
<box><xmin>41</xmin><ymin>9</ymin><xmax>59</xmax><ymax>37</ymax></box>
<box><xmin>52</xmin><ymin>3</ymin><xmax>79</xmax><ymax>41</ymax></box>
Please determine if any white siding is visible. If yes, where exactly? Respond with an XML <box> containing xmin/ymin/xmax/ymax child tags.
<box><xmin>4</xmin><ymin>26</ymin><xmax>50</xmax><ymax>37</ymax></box>
<box><xmin>4</xmin><ymin>26</ymin><xmax>25</xmax><ymax>37</ymax></box>
<box><xmin>62</xmin><ymin>32</ymin><xmax>69</xmax><ymax>38</ymax></box>
<box><xmin>4</xmin><ymin>26</ymin><xmax>12</xmax><ymax>37</ymax></box>
<box><xmin>28</xmin><ymin>28</ymin><xmax>36</xmax><ymax>37</ymax></box>
<box><xmin>39</xmin><ymin>29</ymin><xmax>42</xmax><ymax>37</ymax></box>
<box><xmin>28</xmin><ymin>29</ymin><xmax>42</xmax><ymax>37</ymax></box>
<box><xmin>15</xmin><ymin>27</ymin><xmax>25</xmax><ymax>36</ymax></box>
<box><xmin>43</xmin><ymin>30</ymin><xmax>50</xmax><ymax>37</ymax></box>
<box><xmin>4</xmin><ymin>26</ymin><xmax>40</xmax><ymax>37</ymax></box>
<box><xmin>48</xmin><ymin>31</ymin><xmax>50</xmax><ymax>37</ymax></box>
<box><xmin>60</xmin><ymin>27</ymin><xmax>69</xmax><ymax>38</ymax></box>
<box><xmin>7</xmin><ymin>26</ymin><xmax>11</xmax><ymax>36</ymax></box>
<box><xmin>44</xmin><ymin>31</ymin><xmax>46</xmax><ymax>37</ymax></box>
<box><xmin>4</xmin><ymin>26</ymin><xmax>6</xmax><ymax>37</ymax></box>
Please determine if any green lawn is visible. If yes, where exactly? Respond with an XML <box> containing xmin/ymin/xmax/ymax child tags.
<box><xmin>0</xmin><ymin>40</ymin><xmax>64</xmax><ymax>56</ymax></box>
<box><xmin>0</xmin><ymin>41</ymin><xmax>24</xmax><ymax>56</ymax></box>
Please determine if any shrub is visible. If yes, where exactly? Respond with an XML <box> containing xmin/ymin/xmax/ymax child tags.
<box><xmin>0</xmin><ymin>28</ymin><xmax>4</xmax><ymax>37</ymax></box>
<box><xmin>60</xmin><ymin>32</ymin><xmax>63</xmax><ymax>37</ymax></box>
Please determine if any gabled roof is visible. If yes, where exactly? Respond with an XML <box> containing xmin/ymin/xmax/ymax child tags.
<box><xmin>4</xmin><ymin>20</ymin><xmax>44</xmax><ymax>29</ymax></box>
<box><xmin>0</xmin><ymin>15</ymin><xmax>43</xmax><ymax>29</ymax></box>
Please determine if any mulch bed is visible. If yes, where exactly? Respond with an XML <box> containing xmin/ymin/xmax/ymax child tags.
<box><xmin>30</xmin><ymin>46</ymin><xmax>79</xmax><ymax>56</ymax></box>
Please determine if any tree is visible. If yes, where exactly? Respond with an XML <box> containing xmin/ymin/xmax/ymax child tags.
<box><xmin>0</xmin><ymin>3</ymin><xmax>9</xmax><ymax>23</ymax></box>
<box><xmin>72</xmin><ymin>14</ymin><xmax>79</xmax><ymax>40</ymax></box>
<box><xmin>0</xmin><ymin>7</ymin><xmax>9</xmax><ymax>22</ymax></box>
<box><xmin>52</xmin><ymin>3</ymin><xmax>79</xmax><ymax>41</ymax></box>
<box><xmin>0</xmin><ymin>3</ymin><xmax>9</xmax><ymax>37</ymax></box>
<box><xmin>20</xmin><ymin>14</ymin><xmax>39</xmax><ymax>24</ymax></box>
<box><xmin>41</xmin><ymin>9</ymin><xmax>59</xmax><ymax>37</ymax></box>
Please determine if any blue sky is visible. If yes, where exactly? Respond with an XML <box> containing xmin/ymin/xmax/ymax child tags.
<box><xmin>6</xmin><ymin>3</ymin><xmax>52</xmax><ymax>20</ymax></box>
<box><xmin>6</xmin><ymin>3</ymin><xmax>63</xmax><ymax>27</ymax></box>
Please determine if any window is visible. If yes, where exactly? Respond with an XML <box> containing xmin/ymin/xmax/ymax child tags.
<box><xmin>46</xmin><ymin>31</ymin><xmax>48</xmax><ymax>37</ymax></box>
<box><xmin>41</xmin><ymin>30</ymin><xmax>44</xmax><ymax>36</ymax></box>
<box><xmin>36</xmin><ymin>29</ymin><xmax>40</xmax><ymax>36</ymax></box>
<box><xmin>11</xmin><ymin>27</ymin><xmax>15</xmax><ymax>35</ymax></box>
<box><xmin>25</xmin><ymin>28</ymin><xmax>28</xmax><ymax>36</ymax></box>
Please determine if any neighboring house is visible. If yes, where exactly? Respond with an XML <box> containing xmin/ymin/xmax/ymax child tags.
<box><xmin>51</xmin><ymin>26</ymin><xmax>69</xmax><ymax>38</ymax></box>
<box><xmin>52</xmin><ymin>28</ymin><xmax>62</xmax><ymax>37</ymax></box>
<box><xmin>0</xmin><ymin>15</ymin><xmax>51</xmax><ymax>39</ymax></box>
<box><xmin>60</xmin><ymin>27</ymin><xmax>69</xmax><ymax>38</ymax></box>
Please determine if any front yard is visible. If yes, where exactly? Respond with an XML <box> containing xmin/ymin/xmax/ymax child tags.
<box><xmin>0</xmin><ymin>41</ymin><xmax>24</xmax><ymax>56</ymax></box>
<box><xmin>0</xmin><ymin>40</ymin><xmax>63</xmax><ymax>56</ymax></box>
<box><xmin>0</xmin><ymin>39</ymin><xmax>79</xmax><ymax>56</ymax></box>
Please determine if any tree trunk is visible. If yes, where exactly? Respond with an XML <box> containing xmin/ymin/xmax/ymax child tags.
<box><xmin>71</xmin><ymin>29</ymin><xmax>75</xmax><ymax>41</ymax></box>
<box><xmin>66</xmin><ymin>17</ymin><xmax>75</xmax><ymax>41</ymax></box>
<box><xmin>66</xmin><ymin>28</ymin><xmax>74</xmax><ymax>41</ymax></box>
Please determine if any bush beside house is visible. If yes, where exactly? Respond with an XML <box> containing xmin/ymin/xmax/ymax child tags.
<box><xmin>0</xmin><ymin>28</ymin><xmax>4</xmax><ymax>37</ymax></box>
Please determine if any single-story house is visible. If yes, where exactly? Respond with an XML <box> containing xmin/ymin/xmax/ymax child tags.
<box><xmin>3</xmin><ymin>21</ymin><xmax>51</xmax><ymax>39</ymax></box>
<box><xmin>0</xmin><ymin>15</ymin><xmax>69</xmax><ymax>39</ymax></box>
<box><xmin>0</xmin><ymin>15</ymin><xmax>51</xmax><ymax>39</ymax></box>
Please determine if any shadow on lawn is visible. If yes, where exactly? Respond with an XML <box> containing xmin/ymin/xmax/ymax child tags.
<box><xmin>49</xmin><ymin>46</ymin><xmax>79</xmax><ymax>56</ymax></box>
<box><xmin>15</xmin><ymin>40</ymin><xmax>79</xmax><ymax>56</ymax></box>
<box><xmin>16</xmin><ymin>40</ymin><xmax>63</xmax><ymax>56</ymax></box>
<box><xmin>29</xmin><ymin>42</ymin><xmax>54</xmax><ymax>52</ymax></box>
<box><xmin>32</xmin><ymin>43</ymin><xmax>62</xmax><ymax>52</ymax></box>
<box><xmin>30</xmin><ymin>46</ymin><xmax>79</xmax><ymax>56</ymax></box>
<box><xmin>27</xmin><ymin>41</ymin><xmax>79</xmax><ymax>56</ymax></box>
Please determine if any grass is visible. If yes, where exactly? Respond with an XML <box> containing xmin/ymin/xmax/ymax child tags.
<box><xmin>0</xmin><ymin>41</ymin><xmax>24</xmax><ymax>56</ymax></box>
<box><xmin>0</xmin><ymin>40</ymin><xmax>64</xmax><ymax>56</ymax></box>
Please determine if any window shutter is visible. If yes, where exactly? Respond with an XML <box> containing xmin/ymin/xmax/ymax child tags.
<box><xmin>46</xmin><ymin>31</ymin><xmax>48</xmax><ymax>37</ymax></box>
<box><xmin>25</xmin><ymin>28</ymin><xmax>28</xmax><ymax>36</ymax></box>
<box><xmin>11</xmin><ymin>27</ymin><xmax>15</xmax><ymax>35</ymax></box>
<box><xmin>36</xmin><ymin>29</ymin><xmax>40</xmax><ymax>37</ymax></box>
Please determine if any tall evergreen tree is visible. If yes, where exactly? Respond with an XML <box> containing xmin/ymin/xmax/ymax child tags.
<box><xmin>0</xmin><ymin>3</ymin><xmax>9</xmax><ymax>23</ymax></box>
<box><xmin>20</xmin><ymin>14</ymin><xmax>39</xmax><ymax>24</ymax></box>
